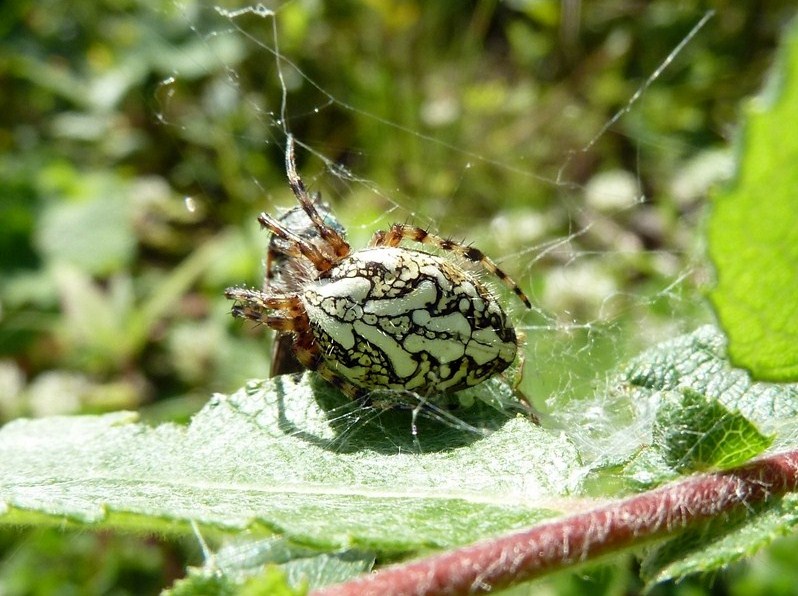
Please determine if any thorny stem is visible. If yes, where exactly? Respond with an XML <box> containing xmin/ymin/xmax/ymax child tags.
<box><xmin>313</xmin><ymin>449</ymin><xmax>798</xmax><ymax>596</ymax></box>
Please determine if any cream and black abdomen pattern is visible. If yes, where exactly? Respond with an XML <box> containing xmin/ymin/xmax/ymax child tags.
<box><xmin>301</xmin><ymin>247</ymin><xmax>518</xmax><ymax>395</ymax></box>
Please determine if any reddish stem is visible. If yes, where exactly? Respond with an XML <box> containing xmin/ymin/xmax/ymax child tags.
<box><xmin>313</xmin><ymin>450</ymin><xmax>798</xmax><ymax>596</ymax></box>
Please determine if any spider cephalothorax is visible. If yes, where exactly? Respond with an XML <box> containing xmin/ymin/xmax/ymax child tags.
<box><xmin>226</xmin><ymin>136</ymin><xmax>531</xmax><ymax>402</ymax></box>
<box><xmin>264</xmin><ymin>193</ymin><xmax>347</xmax><ymax>377</ymax></box>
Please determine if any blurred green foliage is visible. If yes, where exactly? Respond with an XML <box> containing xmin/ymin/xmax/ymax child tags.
<box><xmin>0</xmin><ymin>0</ymin><xmax>794</xmax><ymax>593</ymax></box>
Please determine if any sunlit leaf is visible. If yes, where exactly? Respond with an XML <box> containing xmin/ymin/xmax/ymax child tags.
<box><xmin>652</xmin><ymin>388</ymin><xmax>773</xmax><ymax>472</ymax></box>
<box><xmin>708</xmin><ymin>18</ymin><xmax>798</xmax><ymax>381</ymax></box>
<box><xmin>0</xmin><ymin>376</ymin><xmax>570</xmax><ymax>552</ymax></box>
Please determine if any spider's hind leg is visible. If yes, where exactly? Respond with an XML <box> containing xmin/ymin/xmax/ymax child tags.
<box><xmin>369</xmin><ymin>223</ymin><xmax>531</xmax><ymax>308</ymax></box>
<box><xmin>290</xmin><ymin>326</ymin><xmax>364</xmax><ymax>401</ymax></box>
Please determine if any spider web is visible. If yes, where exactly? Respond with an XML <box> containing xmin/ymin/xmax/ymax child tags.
<box><xmin>154</xmin><ymin>2</ymin><xmax>722</xmax><ymax>441</ymax></box>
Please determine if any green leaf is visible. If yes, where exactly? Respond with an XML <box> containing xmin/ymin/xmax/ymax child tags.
<box><xmin>708</xmin><ymin>18</ymin><xmax>798</xmax><ymax>381</ymax></box>
<box><xmin>619</xmin><ymin>325</ymin><xmax>798</xmax><ymax>443</ymax></box>
<box><xmin>577</xmin><ymin>326</ymin><xmax>798</xmax><ymax>588</ymax></box>
<box><xmin>641</xmin><ymin>495</ymin><xmax>798</xmax><ymax>587</ymax></box>
<box><xmin>173</xmin><ymin>537</ymin><xmax>374</xmax><ymax>593</ymax></box>
<box><xmin>4</xmin><ymin>326</ymin><xmax>798</xmax><ymax>590</ymax></box>
<box><xmin>166</xmin><ymin>569</ymin><xmax>243</xmax><ymax>596</ymax></box>
<box><xmin>166</xmin><ymin>537</ymin><xmax>364</xmax><ymax>595</ymax></box>
<box><xmin>0</xmin><ymin>375</ymin><xmax>572</xmax><ymax>553</ymax></box>
<box><xmin>652</xmin><ymin>388</ymin><xmax>773</xmax><ymax>472</ymax></box>
<box><xmin>570</xmin><ymin>325</ymin><xmax>798</xmax><ymax>487</ymax></box>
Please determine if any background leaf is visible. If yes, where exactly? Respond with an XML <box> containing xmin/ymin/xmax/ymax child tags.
<box><xmin>708</xmin><ymin>18</ymin><xmax>798</xmax><ymax>381</ymax></box>
<box><xmin>641</xmin><ymin>496</ymin><xmax>798</xmax><ymax>588</ymax></box>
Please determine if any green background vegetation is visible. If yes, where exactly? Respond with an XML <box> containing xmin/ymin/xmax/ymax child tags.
<box><xmin>0</xmin><ymin>0</ymin><xmax>796</xmax><ymax>593</ymax></box>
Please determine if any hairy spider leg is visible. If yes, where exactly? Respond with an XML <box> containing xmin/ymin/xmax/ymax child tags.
<box><xmin>285</xmin><ymin>135</ymin><xmax>351</xmax><ymax>259</ymax></box>
<box><xmin>225</xmin><ymin>288</ymin><xmax>313</xmax><ymax>357</ymax></box>
<box><xmin>224</xmin><ymin>289</ymin><xmax>304</xmax><ymax>325</ymax></box>
<box><xmin>313</xmin><ymin>362</ymin><xmax>364</xmax><ymax>401</ymax></box>
<box><xmin>370</xmin><ymin>223</ymin><xmax>532</xmax><ymax>308</ymax></box>
<box><xmin>292</xmin><ymin>325</ymin><xmax>363</xmax><ymax>400</ymax></box>
<box><xmin>265</xmin><ymin>191</ymin><xmax>324</xmax><ymax>286</ymax></box>
<box><xmin>225</xmin><ymin>287</ymin><xmax>348</xmax><ymax>393</ymax></box>
<box><xmin>264</xmin><ymin>194</ymin><xmax>330</xmax><ymax>377</ymax></box>
<box><xmin>257</xmin><ymin>212</ymin><xmax>335</xmax><ymax>273</ymax></box>
<box><xmin>225</xmin><ymin>286</ymin><xmax>363</xmax><ymax>400</ymax></box>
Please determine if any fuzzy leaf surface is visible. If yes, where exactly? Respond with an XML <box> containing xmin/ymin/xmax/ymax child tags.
<box><xmin>0</xmin><ymin>376</ymin><xmax>572</xmax><ymax>553</ymax></box>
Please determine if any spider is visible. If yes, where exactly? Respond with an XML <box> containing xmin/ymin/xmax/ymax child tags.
<box><xmin>225</xmin><ymin>136</ymin><xmax>531</xmax><ymax>404</ymax></box>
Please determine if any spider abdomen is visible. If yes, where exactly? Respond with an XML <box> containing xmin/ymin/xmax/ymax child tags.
<box><xmin>301</xmin><ymin>246</ymin><xmax>518</xmax><ymax>396</ymax></box>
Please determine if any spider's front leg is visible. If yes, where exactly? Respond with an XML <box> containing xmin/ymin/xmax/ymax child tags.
<box><xmin>257</xmin><ymin>213</ymin><xmax>335</xmax><ymax>273</ymax></box>
<box><xmin>224</xmin><ymin>288</ymin><xmax>306</xmax><ymax>331</ymax></box>
<box><xmin>225</xmin><ymin>286</ymin><xmax>364</xmax><ymax>401</ymax></box>
<box><xmin>284</xmin><ymin>135</ymin><xmax>351</xmax><ymax>259</ymax></box>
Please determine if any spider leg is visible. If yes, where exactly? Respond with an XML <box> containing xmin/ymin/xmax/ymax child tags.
<box><xmin>369</xmin><ymin>223</ymin><xmax>532</xmax><ymax>308</ymax></box>
<box><xmin>227</xmin><ymin>285</ymin><xmax>363</xmax><ymax>399</ymax></box>
<box><xmin>315</xmin><ymin>364</ymin><xmax>363</xmax><ymax>400</ymax></box>
<box><xmin>292</xmin><ymin>325</ymin><xmax>363</xmax><ymax>400</ymax></box>
<box><xmin>224</xmin><ymin>288</ymin><xmax>307</xmax><ymax>328</ymax></box>
<box><xmin>257</xmin><ymin>212</ymin><xmax>335</xmax><ymax>272</ymax></box>
<box><xmin>266</xmin><ymin>191</ymin><xmax>347</xmax><ymax>293</ymax></box>
<box><xmin>285</xmin><ymin>135</ymin><xmax>351</xmax><ymax>259</ymax></box>
<box><xmin>224</xmin><ymin>288</ymin><xmax>301</xmax><ymax>312</ymax></box>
